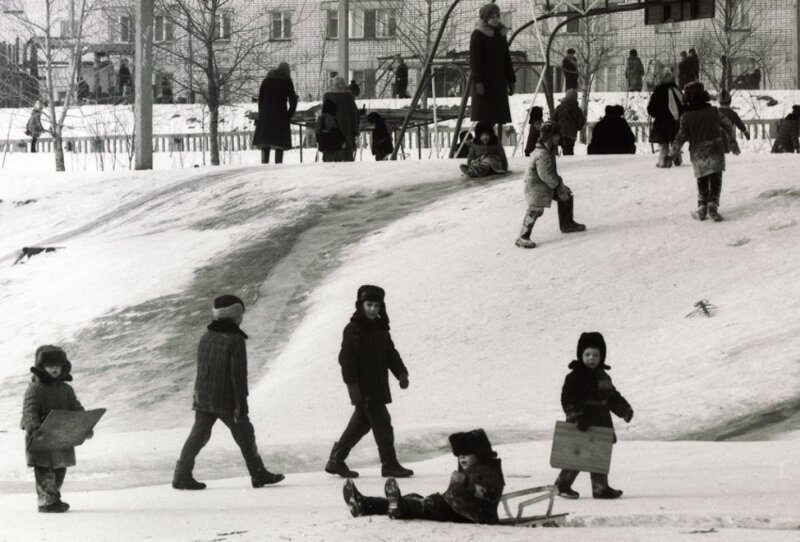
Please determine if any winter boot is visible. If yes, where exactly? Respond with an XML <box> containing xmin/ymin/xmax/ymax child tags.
<box><xmin>379</xmin><ymin>447</ymin><xmax>414</xmax><ymax>478</ymax></box>
<box><xmin>555</xmin><ymin>470</ymin><xmax>580</xmax><ymax>499</ymax></box>
<box><xmin>38</xmin><ymin>501</ymin><xmax>70</xmax><ymax>513</ymax></box>
<box><xmin>707</xmin><ymin>202</ymin><xmax>723</xmax><ymax>222</ymax></box>
<box><xmin>516</xmin><ymin>211</ymin><xmax>539</xmax><ymax>248</ymax></box>
<box><xmin>343</xmin><ymin>480</ymin><xmax>389</xmax><ymax>517</ymax></box>
<box><xmin>591</xmin><ymin>473</ymin><xmax>623</xmax><ymax>499</ymax></box>
<box><xmin>515</xmin><ymin>237</ymin><xmax>536</xmax><ymax>249</ymax></box>
<box><xmin>692</xmin><ymin>202</ymin><xmax>708</xmax><ymax>221</ymax></box>
<box><xmin>557</xmin><ymin>487</ymin><xmax>580</xmax><ymax>499</ymax></box>
<box><xmin>384</xmin><ymin>478</ymin><xmax>402</xmax><ymax>519</ymax></box>
<box><xmin>172</xmin><ymin>462</ymin><xmax>207</xmax><ymax>490</ymax></box>
<box><xmin>557</xmin><ymin>197</ymin><xmax>586</xmax><ymax>233</ymax></box>
<box><xmin>459</xmin><ymin>164</ymin><xmax>472</xmax><ymax>176</ymax></box>
<box><xmin>251</xmin><ymin>468</ymin><xmax>285</xmax><ymax>488</ymax></box>
<box><xmin>325</xmin><ymin>442</ymin><xmax>359</xmax><ymax>478</ymax></box>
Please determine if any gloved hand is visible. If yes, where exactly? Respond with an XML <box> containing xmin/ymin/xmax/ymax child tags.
<box><xmin>556</xmin><ymin>182</ymin><xmax>573</xmax><ymax>202</ymax></box>
<box><xmin>744</xmin><ymin>131</ymin><xmax>751</xmax><ymax>141</ymax></box>
<box><xmin>85</xmin><ymin>430</ymin><xmax>94</xmax><ymax>440</ymax></box>
<box><xmin>347</xmin><ymin>383</ymin><xmax>363</xmax><ymax>405</ymax></box>
<box><xmin>399</xmin><ymin>375</ymin><xmax>409</xmax><ymax>389</ymax></box>
<box><xmin>576</xmin><ymin>417</ymin><xmax>590</xmax><ymax>432</ymax></box>
<box><xmin>508</xmin><ymin>82</ymin><xmax>516</xmax><ymax>96</ymax></box>
<box><xmin>623</xmin><ymin>410</ymin><xmax>634</xmax><ymax>423</ymax></box>
<box><xmin>475</xmin><ymin>82</ymin><xmax>485</xmax><ymax>96</ymax></box>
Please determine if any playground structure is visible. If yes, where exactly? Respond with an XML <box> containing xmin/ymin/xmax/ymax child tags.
<box><xmin>390</xmin><ymin>0</ymin><xmax>718</xmax><ymax>160</ymax></box>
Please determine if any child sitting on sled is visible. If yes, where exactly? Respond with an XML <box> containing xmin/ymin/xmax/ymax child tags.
<box><xmin>555</xmin><ymin>332</ymin><xmax>633</xmax><ymax>500</ymax></box>
<box><xmin>459</xmin><ymin>123</ymin><xmax>508</xmax><ymax>178</ymax></box>
<box><xmin>343</xmin><ymin>429</ymin><xmax>505</xmax><ymax>524</ymax></box>
<box><xmin>20</xmin><ymin>346</ymin><xmax>91</xmax><ymax>513</ymax></box>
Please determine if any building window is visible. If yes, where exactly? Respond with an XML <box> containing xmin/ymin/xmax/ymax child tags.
<box><xmin>592</xmin><ymin>64</ymin><xmax>621</xmax><ymax>92</ymax></box>
<box><xmin>349</xmin><ymin>9</ymin><xmax>364</xmax><ymax>39</ymax></box>
<box><xmin>154</xmin><ymin>14</ymin><xmax>174</xmax><ymax>42</ymax></box>
<box><xmin>117</xmin><ymin>15</ymin><xmax>134</xmax><ymax>43</ymax></box>
<box><xmin>213</xmin><ymin>12</ymin><xmax>232</xmax><ymax>40</ymax></box>
<box><xmin>376</xmin><ymin>9</ymin><xmax>396</xmax><ymax>37</ymax></box>
<box><xmin>326</xmin><ymin>9</ymin><xmax>338</xmax><ymax>39</ymax></box>
<box><xmin>271</xmin><ymin>11</ymin><xmax>291</xmax><ymax>40</ymax></box>
<box><xmin>729</xmin><ymin>0</ymin><xmax>749</xmax><ymax>29</ymax></box>
<box><xmin>59</xmin><ymin>19</ymin><xmax>80</xmax><ymax>38</ymax></box>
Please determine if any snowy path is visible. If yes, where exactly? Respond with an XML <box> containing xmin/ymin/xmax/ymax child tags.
<box><xmin>0</xmin><ymin>441</ymin><xmax>797</xmax><ymax>541</ymax></box>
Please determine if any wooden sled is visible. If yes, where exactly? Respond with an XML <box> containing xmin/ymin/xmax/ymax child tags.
<box><xmin>497</xmin><ymin>485</ymin><xmax>568</xmax><ymax>527</ymax></box>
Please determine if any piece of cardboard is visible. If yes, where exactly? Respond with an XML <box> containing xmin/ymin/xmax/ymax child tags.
<box><xmin>549</xmin><ymin>420</ymin><xmax>615</xmax><ymax>474</ymax></box>
<box><xmin>27</xmin><ymin>409</ymin><xmax>106</xmax><ymax>452</ymax></box>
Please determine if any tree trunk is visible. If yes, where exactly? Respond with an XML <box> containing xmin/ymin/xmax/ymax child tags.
<box><xmin>54</xmin><ymin>125</ymin><xmax>65</xmax><ymax>171</ymax></box>
<box><xmin>209</xmin><ymin>100</ymin><xmax>220</xmax><ymax>166</ymax></box>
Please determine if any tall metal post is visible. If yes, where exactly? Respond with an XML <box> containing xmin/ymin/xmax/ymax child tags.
<box><xmin>134</xmin><ymin>0</ymin><xmax>153</xmax><ymax>170</ymax></box>
<box><xmin>338</xmin><ymin>0</ymin><xmax>349</xmax><ymax>80</ymax></box>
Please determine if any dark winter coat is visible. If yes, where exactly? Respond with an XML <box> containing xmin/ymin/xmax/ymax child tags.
<box><xmin>673</xmin><ymin>103</ymin><xmax>731</xmax><ymax>178</ymax></box>
<box><xmin>367</xmin><ymin>113</ymin><xmax>394</xmax><ymax>160</ymax></box>
<box><xmin>647</xmin><ymin>82</ymin><xmax>682</xmax><ymax>144</ymax></box>
<box><xmin>469</xmin><ymin>20</ymin><xmax>515</xmax><ymax>124</ymax></box>
<box><xmin>588</xmin><ymin>114</ymin><xmax>636</xmax><ymax>155</ymax></box>
<box><xmin>719</xmin><ymin>106</ymin><xmax>747</xmax><ymax>137</ymax></box>
<box><xmin>443</xmin><ymin>458</ymin><xmax>505</xmax><ymax>524</ymax></box>
<box><xmin>395</xmin><ymin>62</ymin><xmax>408</xmax><ymax>89</ymax></box>
<box><xmin>253</xmin><ymin>69</ymin><xmax>298</xmax><ymax>150</ymax></box>
<box><xmin>338</xmin><ymin>313</ymin><xmax>408</xmax><ymax>405</ymax></box>
<box><xmin>562</xmin><ymin>56</ymin><xmax>579</xmax><ymax>90</ymax></box>
<box><xmin>625</xmin><ymin>56</ymin><xmax>644</xmax><ymax>91</ymax></box>
<box><xmin>192</xmin><ymin>320</ymin><xmax>250</xmax><ymax>416</ymax></box>
<box><xmin>678</xmin><ymin>57</ymin><xmax>692</xmax><ymax>89</ymax></box>
<box><xmin>21</xmin><ymin>367</ymin><xmax>84</xmax><ymax>468</ymax></box>
<box><xmin>771</xmin><ymin>114</ymin><xmax>800</xmax><ymax>153</ymax></box>
<box><xmin>688</xmin><ymin>54</ymin><xmax>700</xmax><ymax>82</ymax></box>
<box><xmin>322</xmin><ymin>89</ymin><xmax>360</xmax><ymax>140</ymax></box>
<box><xmin>316</xmin><ymin>100</ymin><xmax>346</xmax><ymax>154</ymax></box>
<box><xmin>561</xmin><ymin>360</ymin><xmax>631</xmax><ymax>441</ymax></box>
<box><xmin>524</xmin><ymin>142</ymin><xmax>569</xmax><ymax>208</ymax></box>
<box><xmin>26</xmin><ymin>109</ymin><xmax>44</xmax><ymax>137</ymax></box>
<box><xmin>552</xmin><ymin>95</ymin><xmax>585</xmax><ymax>141</ymax></box>
<box><xmin>117</xmin><ymin>65</ymin><xmax>132</xmax><ymax>89</ymax></box>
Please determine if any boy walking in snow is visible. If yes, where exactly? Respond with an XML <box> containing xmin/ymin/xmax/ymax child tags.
<box><xmin>515</xmin><ymin>121</ymin><xmax>586</xmax><ymax>249</ymax></box>
<box><xmin>173</xmin><ymin>295</ymin><xmax>284</xmax><ymax>490</ymax></box>
<box><xmin>325</xmin><ymin>285</ymin><xmax>414</xmax><ymax>479</ymax></box>
<box><xmin>343</xmin><ymin>429</ymin><xmax>505</xmax><ymax>524</ymax></box>
<box><xmin>459</xmin><ymin>122</ymin><xmax>508</xmax><ymax>178</ymax></box>
<box><xmin>555</xmin><ymin>332</ymin><xmax>633</xmax><ymax>500</ymax></box>
<box><xmin>21</xmin><ymin>346</ymin><xmax>89</xmax><ymax>513</ymax></box>
<box><xmin>670</xmin><ymin>82</ymin><xmax>738</xmax><ymax>222</ymax></box>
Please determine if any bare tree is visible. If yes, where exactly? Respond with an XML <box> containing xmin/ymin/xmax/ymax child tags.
<box><xmin>6</xmin><ymin>0</ymin><xmax>100</xmax><ymax>171</ymax></box>
<box><xmin>153</xmin><ymin>0</ymin><xmax>305</xmax><ymax>165</ymax></box>
<box><xmin>696</xmin><ymin>0</ymin><xmax>775</xmax><ymax>91</ymax></box>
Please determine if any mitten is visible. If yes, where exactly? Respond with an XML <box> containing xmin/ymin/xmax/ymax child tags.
<box><xmin>347</xmin><ymin>383</ymin><xmax>363</xmax><ymax>405</ymax></box>
<box><xmin>744</xmin><ymin>131</ymin><xmax>751</xmax><ymax>141</ymax></box>
<box><xmin>623</xmin><ymin>410</ymin><xmax>634</xmax><ymax>423</ymax></box>
<box><xmin>576</xmin><ymin>416</ymin><xmax>590</xmax><ymax>432</ymax></box>
<box><xmin>475</xmin><ymin>82</ymin><xmax>485</xmax><ymax>96</ymax></box>
<box><xmin>398</xmin><ymin>375</ymin><xmax>409</xmax><ymax>389</ymax></box>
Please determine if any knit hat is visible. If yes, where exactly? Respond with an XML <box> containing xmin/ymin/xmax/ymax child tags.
<box><xmin>539</xmin><ymin>120</ymin><xmax>561</xmax><ymax>141</ymax></box>
<box><xmin>577</xmin><ymin>332</ymin><xmax>607</xmax><ymax>366</ymax></box>
<box><xmin>478</xmin><ymin>3</ymin><xmax>500</xmax><ymax>22</ymax></box>
<box><xmin>718</xmin><ymin>89</ymin><xmax>732</xmax><ymax>105</ymax></box>
<box><xmin>529</xmin><ymin>106</ymin><xmax>543</xmax><ymax>122</ymax></box>
<box><xmin>213</xmin><ymin>294</ymin><xmax>245</xmax><ymax>321</ymax></box>
<box><xmin>331</xmin><ymin>76</ymin><xmax>348</xmax><ymax>92</ymax></box>
<box><xmin>449</xmin><ymin>429</ymin><xmax>497</xmax><ymax>459</ymax></box>
<box><xmin>684</xmin><ymin>81</ymin><xmax>710</xmax><ymax>105</ymax></box>
<box><xmin>276</xmin><ymin>62</ymin><xmax>290</xmax><ymax>76</ymax></box>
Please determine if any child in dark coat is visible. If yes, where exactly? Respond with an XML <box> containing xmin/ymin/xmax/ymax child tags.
<box><xmin>316</xmin><ymin>98</ymin><xmax>347</xmax><ymax>162</ymax></box>
<box><xmin>555</xmin><ymin>332</ymin><xmax>633</xmax><ymax>500</ymax></box>
<box><xmin>20</xmin><ymin>346</ymin><xmax>88</xmax><ymax>513</ymax></box>
<box><xmin>459</xmin><ymin>122</ymin><xmax>508</xmax><ymax>178</ymax></box>
<box><xmin>343</xmin><ymin>429</ymin><xmax>505</xmax><ymax>524</ymax></box>
<box><xmin>325</xmin><ymin>285</ymin><xmax>413</xmax><ymax>479</ymax></box>
<box><xmin>367</xmin><ymin>112</ymin><xmax>394</xmax><ymax>161</ymax></box>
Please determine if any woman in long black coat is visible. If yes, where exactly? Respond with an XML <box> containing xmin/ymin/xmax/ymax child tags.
<box><xmin>470</xmin><ymin>3</ymin><xmax>516</xmax><ymax>130</ymax></box>
<box><xmin>253</xmin><ymin>62</ymin><xmax>298</xmax><ymax>164</ymax></box>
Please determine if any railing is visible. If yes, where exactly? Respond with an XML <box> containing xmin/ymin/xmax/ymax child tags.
<box><xmin>1</xmin><ymin>118</ymin><xmax>782</xmax><ymax>158</ymax></box>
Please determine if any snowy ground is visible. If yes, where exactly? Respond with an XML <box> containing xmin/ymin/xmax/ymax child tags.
<box><xmin>1</xmin><ymin>153</ymin><xmax>799</xmax><ymax>539</ymax></box>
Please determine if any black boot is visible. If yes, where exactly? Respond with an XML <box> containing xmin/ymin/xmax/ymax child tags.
<box><xmin>384</xmin><ymin>478</ymin><xmax>402</xmax><ymax>518</ymax></box>
<box><xmin>555</xmin><ymin>470</ymin><xmax>580</xmax><ymax>499</ymax></box>
<box><xmin>325</xmin><ymin>441</ymin><xmax>359</xmax><ymax>478</ymax></box>
<box><xmin>39</xmin><ymin>501</ymin><xmax>70</xmax><ymax>513</ymax></box>
<box><xmin>172</xmin><ymin>461</ymin><xmax>207</xmax><ymax>490</ymax></box>
<box><xmin>557</xmin><ymin>196</ymin><xmax>586</xmax><ymax>233</ymax></box>
<box><xmin>379</xmin><ymin>447</ymin><xmax>414</xmax><ymax>478</ymax></box>
<box><xmin>591</xmin><ymin>473</ymin><xmax>623</xmax><ymax>499</ymax></box>
<box><xmin>343</xmin><ymin>480</ymin><xmax>389</xmax><ymax>517</ymax></box>
<box><xmin>251</xmin><ymin>468</ymin><xmax>285</xmax><ymax>488</ymax></box>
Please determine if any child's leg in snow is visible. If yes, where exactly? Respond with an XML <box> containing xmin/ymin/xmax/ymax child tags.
<box><xmin>696</xmin><ymin>175</ymin><xmax>712</xmax><ymax>206</ymax></box>
<box><xmin>419</xmin><ymin>493</ymin><xmax>472</xmax><ymax>523</ymax></box>
<box><xmin>708</xmin><ymin>172</ymin><xmax>722</xmax><ymax>207</ymax></box>
<box><xmin>175</xmin><ymin>411</ymin><xmax>217</xmax><ymax>478</ymax></box>
<box><xmin>657</xmin><ymin>144</ymin><xmax>671</xmax><ymax>167</ymax></box>
<box><xmin>218</xmin><ymin>414</ymin><xmax>266</xmax><ymax>476</ymax></box>
<box><xmin>337</xmin><ymin>406</ymin><xmax>373</xmax><ymax>457</ymax></box>
<box><xmin>274</xmin><ymin>149</ymin><xmax>284</xmax><ymax>164</ymax></box>
<box><xmin>519</xmin><ymin>207</ymin><xmax>544</xmax><ymax>239</ymax></box>
<box><xmin>555</xmin><ymin>469</ymin><xmax>580</xmax><ymax>490</ymax></box>
<box><xmin>34</xmin><ymin>467</ymin><xmax>63</xmax><ymax>507</ymax></box>
<box><xmin>468</xmin><ymin>162</ymin><xmax>492</xmax><ymax>177</ymax></box>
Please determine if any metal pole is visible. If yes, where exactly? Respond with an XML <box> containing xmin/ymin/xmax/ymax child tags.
<box><xmin>430</xmin><ymin>67</ymin><xmax>439</xmax><ymax>158</ymax></box>
<box><xmin>338</xmin><ymin>0</ymin><xmax>349</xmax><ymax>80</ymax></box>
<box><xmin>134</xmin><ymin>0</ymin><xmax>153</xmax><ymax>170</ymax></box>
<box><xmin>544</xmin><ymin>16</ymin><xmax>580</xmax><ymax>115</ymax></box>
<box><xmin>448</xmin><ymin>77</ymin><xmax>473</xmax><ymax>158</ymax></box>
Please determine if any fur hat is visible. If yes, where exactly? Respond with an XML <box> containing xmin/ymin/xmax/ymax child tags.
<box><xmin>539</xmin><ymin>120</ymin><xmax>561</xmax><ymax>141</ymax></box>
<box><xmin>684</xmin><ymin>81</ymin><xmax>710</xmax><ymax>105</ymax></box>
<box><xmin>529</xmin><ymin>106</ymin><xmax>544</xmax><ymax>122</ymax></box>
<box><xmin>35</xmin><ymin>345</ymin><xmax>69</xmax><ymax>368</ymax></box>
<box><xmin>604</xmin><ymin>105</ymin><xmax>614</xmax><ymax>116</ymax></box>
<box><xmin>478</xmin><ymin>3</ymin><xmax>500</xmax><ymax>22</ymax></box>
<box><xmin>567</xmin><ymin>48</ymin><xmax>575</xmax><ymax>55</ymax></box>
<box><xmin>213</xmin><ymin>294</ymin><xmax>245</xmax><ymax>321</ymax></box>
<box><xmin>613</xmin><ymin>105</ymin><xmax>625</xmax><ymax>117</ymax></box>
<box><xmin>577</xmin><ymin>332</ymin><xmax>607</xmax><ymax>366</ymax></box>
<box><xmin>449</xmin><ymin>429</ymin><xmax>496</xmax><ymax>459</ymax></box>
<box><xmin>354</xmin><ymin>285</ymin><xmax>389</xmax><ymax>327</ymax></box>
<box><xmin>718</xmin><ymin>89</ymin><xmax>732</xmax><ymax>105</ymax></box>
<box><xmin>474</xmin><ymin>122</ymin><xmax>497</xmax><ymax>142</ymax></box>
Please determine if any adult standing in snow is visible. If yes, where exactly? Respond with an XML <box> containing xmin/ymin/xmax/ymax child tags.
<box><xmin>253</xmin><ymin>62</ymin><xmax>298</xmax><ymax>165</ymax></box>
<box><xmin>670</xmin><ymin>82</ymin><xmax>738</xmax><ymax>222</ymax></box>
<box><xmin>687</xmin><ymin>48</ymin><xmax>700</xmax><ymax>83</ymax></box>
<box><xmin>117</xmin><ymin>59</ymin><xmax>132</xmax><ymax>100</ymax></box>
<box><xmin>647</xmin><ymin>69</ymin><xmax>683</xmax><ymax>168</ymax></box>
<box><xmin>625</xmin><ymin>50</ymin><xmax>644</xmax><ymax>92</ymax></box>
<box><xmin>394</xmin><ymin>57</ymin><xmax>410</xmax><ymax>99</ymax></box>
<box><xmin>325</xmin><ymin>285</ymin><xmax>414</xmax><ymax>479</ymax></box>
<box><xmin>552</xmin><ymin>88</ymin><xmax>585</xmax><ymax>156</ymax></box>
<box><xmin>26</xmin><ymin>100</ymin><xmax>44</xmax><ymax>153</ymax></box>
<box><xmin>173</xmin><ymin>295</ymin><xmax>284</xmax><ymax>490</ymax></box>
<box><xmin>587</xmin><ymin>106</ymin><xmax>636</xmax><ymax>155</ymax></box>
<box><xmin>323</xmin><ymin>76</ymin><xmax>360</xmax><ymax>161</ymax></box>
<box><xmin>771</xmin><ymin>105</ymin><xmax>800</xmax><ymax>153</ymax></box>
<box><xmin>469</xmin><ymin>3</ymin><xmax>516</xmax><ymax>133</ymax></box>
<box><xmin>562</xmin><ymin>48</ymin><xmax>579</xmax><ymax>91</ymax></box>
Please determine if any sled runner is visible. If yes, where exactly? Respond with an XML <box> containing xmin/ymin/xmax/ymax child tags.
<box><xmin>27</xmin><ymin>409</ymin><xmax>105</xmax><ymax>452</ymax></box>
<box><xmin>498</xmin><ymin>485</ymin><xmax>568</xmax><ymax>527</ymax></box>
<box><xmin>549</xmin><ymin>421</ymin><xmax>615</xmax><ymax>474</ymax></box>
